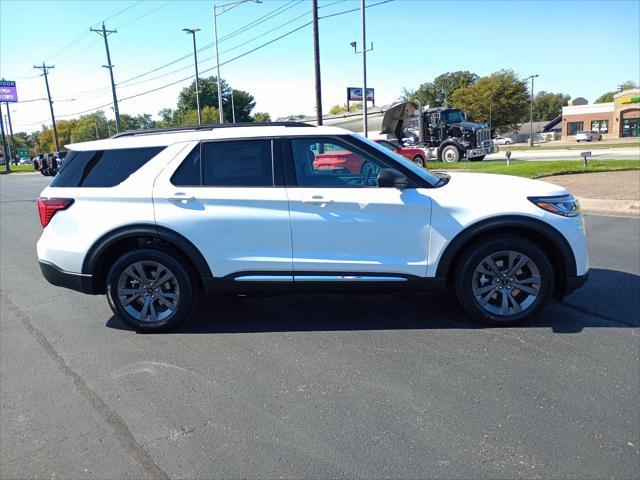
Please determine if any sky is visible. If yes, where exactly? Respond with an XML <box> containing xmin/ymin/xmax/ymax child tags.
<box><xmin>1</xmin><ymin>0</ymin><xmax>639</xmax><ymax>133</ymax></box>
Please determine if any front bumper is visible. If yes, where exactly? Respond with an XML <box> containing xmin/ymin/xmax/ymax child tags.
<box><xmin>467</xmin><ymin>143</ymin><xmax>497</xmax><ymax>159</ymax></box>
<box><xmin>39</xmin><ymin>260</ymin><xmax>97</xmax><ymax>294</ymax></box>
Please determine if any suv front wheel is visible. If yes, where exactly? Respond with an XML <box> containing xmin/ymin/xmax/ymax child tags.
<box><xmin>454</xmin><ymin>235</ymin><xmax>554</xmax><ymax>325</ymax></box>
<box><xmin>106</xmin><ymin>248</ymin><xmax>195</xmax><ymax>332</ymax></box>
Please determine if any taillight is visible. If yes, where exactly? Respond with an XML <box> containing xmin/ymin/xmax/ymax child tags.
<box><xmin>37</xmin><ymin>198</ymin><xmax>74</xmax><ymax>228</ymax></box>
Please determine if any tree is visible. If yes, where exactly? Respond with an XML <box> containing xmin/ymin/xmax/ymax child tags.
<box><xmin>595</xmin><ymin>81</ymin><xmax>639</xmax><ymax>103</ymax></box>
<box><xmin>177</xmin><ymin>76</ymin><xmax>255</xmax><ymax>122</ymax></box>
<box><xmin>252</xmin><ymin>112</ymin><xmax>271</xmax><ymax>122</ymax></box>
<box><xmin>532</xmin><ymin>91</ymin><xmax>570</xmax><ymax>121</ymax></box>
<box><xmin>406</xmin><ymin>71</ymin><xmax>479</xmax><ymax>107</ymax></box>
<box><xmin>328</xmin><ymin>103</ymin><xmax>362</xmax><ymax>114</ymax></box>
<box><xmin>451</xmin><ymin>69</ymin><xmax>529</xmax><ymax>133</ymax></box>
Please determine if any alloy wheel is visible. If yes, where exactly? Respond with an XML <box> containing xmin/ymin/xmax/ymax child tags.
<box><xmin>471</xmin><ymin>250</ymin><xmax>541</xmax><ymax>316</ymax></box>
<box><xmin>117</xmin><ymin>261</ymin><xmax>180</xmax><ymax>323</ymax></box>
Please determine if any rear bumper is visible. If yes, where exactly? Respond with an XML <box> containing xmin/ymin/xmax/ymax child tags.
<box><xmin>39</xmin><ymin>260</ymin><xmax>97</xmax><ymax>294</ymax></box>
<box><xmin>565</xmin><ymin>269</ymin><xmax>590</xmax><ymax>295</ymax></box>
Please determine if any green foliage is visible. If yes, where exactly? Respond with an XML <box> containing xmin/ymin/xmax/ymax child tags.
<box><xmin>405</xmin><ymin>71</ymin><xmax>479</xmax><ymax>107</ymax></box>
<box><xmin>252</xmin><ymin>112</ymin><xmax>271</xmax><ymax>122</ymax></box>
<box><xmin>431</xmin><ymin>160</ymin><xmax>640</xmax><ymax>178</ymax></box>
<box><xmin>532</xmin><ymin>91</ymin><xmax>570</xmax><ymax>121</ymax></box>
<box><xmin>328</xmin><ymin>103</ymin><xmax>363</xmax><ymax>114</ymax></box>
<box><xmin>177</xmin><ymin>76</ymin><xmax>255</xmax><ymax>122</ymax></box>
<box><xmin>451</xmin><ymin>69</ymin><xmax>529</xmax><ymax>134</ymax></box>
<box><xmin>595</xmin><ymin>80</ymin><xmax>639</xmax><ymax>103</ymax></box>
<box><xmin>595</xmin><ymin>91</ymin><xmax>615</xmax><ymax>104</ymax></box>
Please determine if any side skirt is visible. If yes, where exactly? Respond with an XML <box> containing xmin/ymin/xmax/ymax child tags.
<box><xmin>202</xmin><ymin>271</ymin><xmax>446</xmax><ymax>296</ymax></box>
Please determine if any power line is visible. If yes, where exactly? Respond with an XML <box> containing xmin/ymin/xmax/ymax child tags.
<box><xmin>31</xmin><ymin>0</ymin><xmax>393</xmax><ymax>121</ymax></box>
<box><xmin>116</xmin><ymin>0</ymin><xmax>173</xmax><ymax>29</ymax></box>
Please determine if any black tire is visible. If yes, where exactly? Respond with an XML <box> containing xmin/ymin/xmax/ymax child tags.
<box><xmin>454</xmin><ymin>235</ymin><xmax>554</xmax><ymax>326</ymax></box>
<box><xmin>106</xmin><ymin>248</ymin><xmax>197</xmax><ymax>332</ymax></box>
<box><xmin>440</xmin><ymin>145</ymin><xmax>461</xmax><ymax>163</ymax></box>
<box><xmin>468</xmin><ymin>155</ymin><xmax>485</xmax><ymax>162</ymax></box>
<box><xmin>505</xmin><ymin>141</ymin><xmax>511</xmax><ymax>145</ymax></box>
<box><xmin>412</xmin><ymin>155</ymin><xmax>425</xmax><ymax>167</ymax></box>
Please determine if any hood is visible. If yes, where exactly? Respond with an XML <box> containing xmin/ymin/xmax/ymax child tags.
<box><xmin>447</xmin><ymin>121</ymin><xmax>486</xmax><ymax>131</ymax></box>
<box><xmin>380</xmin><ymin>101</ymin><xmax>417</xmax><ymax>140</ymax></box>
<box><xmin>439</xmin><ymin>171</ymin><xmax>569</xmax><ymax>198</ymax></box>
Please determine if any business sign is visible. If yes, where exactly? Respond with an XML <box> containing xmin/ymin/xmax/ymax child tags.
<box><xmin>347</xmin><ymin>87</ymin><xmax>374</xmax><ymax>102</ymax></box>
<box><xmin>620</xmin><ymin>97</ymin><xmax>640</xmax><ymax>104</ymax></box>
<box><xmin>0</xmin><ymin>80</ymin><xmax>18</xmax><ymax>103</ymax></box>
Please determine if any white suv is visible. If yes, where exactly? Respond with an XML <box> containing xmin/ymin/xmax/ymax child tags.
<box><xmin>36</xmin><ymin>124</ymin><xmax>589</xmax><ymax>331</ymax></box>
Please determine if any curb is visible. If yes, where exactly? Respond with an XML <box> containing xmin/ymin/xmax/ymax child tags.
<box><xmin>577</xmin><ymin>197</ymin><xmax>639</xmax><ymax>217</ymax></box>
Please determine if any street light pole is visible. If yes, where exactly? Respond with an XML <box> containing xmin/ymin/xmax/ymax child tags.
<box><xmin>183</xmin><ymin>28</ymin><xmax>202</xmax><ymax>125</ymax></box>
<box><xmin>230</xmin><ymin>90</ymin><xmax>236</xmax><ymax>123</ymax></box>
<box><xmin>527</xmin><ymin>74</ymin><xmax>539</xmax><ymax>147</ymax></box>
<box><xmin>213</xmin><ymin>0</ymin><xmax>261</xmax><ymax>124</ymax></box>
<box><xmin>213</xmin><ymin>4</ymin><xmax>224</xmax><ymax>124</ymax></box>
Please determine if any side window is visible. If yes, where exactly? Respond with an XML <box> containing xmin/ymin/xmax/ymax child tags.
<box><xmin>171</xmin><ymin>145</ymin><xmax>201</xmax><ymax>186</ymax></box>
<box><xmin>50</xmin><ymin>147</ymin><xmax>164</xmax><ymax>187</ymax></box>
<box><xmin>202</xmin><ymin>139</ymin><xmax>273</xmax><ymax>187</ymax></box>
<box><xmin>290</xmin><ymin>138</ymin><xmax>388</xmax><ymax>188</ymax></box>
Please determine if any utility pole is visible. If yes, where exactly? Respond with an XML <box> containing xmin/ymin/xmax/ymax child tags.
<box><xmin>230</xmin><ymin>90</ymin><xmax>236</xmax><ymax>123</ymax></box>
<box><xmin>489</xmin><ymin>95</ymin><xmax>492</xmax><ymax>131</ymax></box>
<box><xmin>527</xmin><ymin>74</ymin><xmax>539</xmax><ymax>147</ymax></box>
<box><xmin>183</xmin><ymin>28</ymin><xmax>202</xmax><ymax>125</ymax></box>
<box><xmin>5</xmin><ymin>103</ymin><xmax>16</xmax><ymax>163</ymax></box>
<box><xmin>360</xmin><ymin>0</ymin><xmax>368</xmax><ymax>137</ymax></box>
<box><xmin>213</xmin><ymin>5</ymin><xmax>224</xmax><ymax>124</ymax></box>
<box><xmin>0</xmin><ymin>105</ymin><xmax>9</xmax><ymax>173</ymax></box>
<box><xmin>91</xmin><ymin>23</ymin><xmax>121</xmax><ymax>132</ymax></box>
<box><xmin>312</xmin><ymin>0</ymin><xmax>323</xmax><ymax>125</ymax></box>
<box><xmin>94</xmin><ymin>117</ymin><xmax>99</xmax><ymax>140</ymax></box>
<box><xmin>34</xmin><ymin>62</ymin><xmax>60</xmax><ymax>152</ymax></box>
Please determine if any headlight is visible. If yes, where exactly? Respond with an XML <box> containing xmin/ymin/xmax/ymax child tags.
<box><xmin>528</xmin><ymin>194</ymin><xmax>580</xmax><ymax>217</ymax></box>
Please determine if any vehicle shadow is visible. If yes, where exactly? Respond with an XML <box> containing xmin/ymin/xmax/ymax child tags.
<box><xmin>106</xmin><ymin>268</ymin><xmax>639</xmax><ymax>334</ymax></box>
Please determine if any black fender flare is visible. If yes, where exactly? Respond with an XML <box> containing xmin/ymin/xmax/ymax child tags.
<box><xmin>82</xmin><ymin>223</ymin><xmax>212</xmax><ymax>280</ymax></box>
<box><xmin>435</xmin><ymin>215</ymin><xmax>577</xmax><ymax>280</ymax></box>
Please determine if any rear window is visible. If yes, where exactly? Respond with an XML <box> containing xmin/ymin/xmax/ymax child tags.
<box><xmin>50</xmin><ymin>147</ymin><xmax>164</xmax><ymax>187</ymax></box>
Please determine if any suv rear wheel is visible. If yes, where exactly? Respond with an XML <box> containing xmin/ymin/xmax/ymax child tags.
<box><xmin>454</xmin><ymin>235</ymin><xmax>554</xmax><ymax>325</ymax></box>
<box><xmin>106</xmin><ymin>248</ymin><xmax>195</xmax><ymax>332</ymax></box>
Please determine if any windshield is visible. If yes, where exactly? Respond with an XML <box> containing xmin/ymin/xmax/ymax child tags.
<box><xmin>375</xmin><ymin>140</ymin><xmax>399</xmax><ymax>151</ymax></box>
<box><xmin>441</xmin><ymin>110</ymin><xmax>466</xmax><ymax>124</ymax></box>
<box><xmin>354</xmin><ymin>135</ymin><xmax>441</xmax><ymax>187</ymax></box>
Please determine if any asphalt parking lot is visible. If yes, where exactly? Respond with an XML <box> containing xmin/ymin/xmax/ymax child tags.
<box><xmin>1</xmin><ymin>173</ymin><xmax>639</xmax><ymax>480</ymax></box>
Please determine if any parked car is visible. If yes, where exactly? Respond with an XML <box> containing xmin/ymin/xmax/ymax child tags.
<box><xmin>374</xmin><ymin>139</ymin><xmax>427</xmax><ymax>167</ymax></box>
<box><xmin>492</xmin><ymin>136</ymin><xmax>512</xmax><ymax>145</ymax></box>
<box><xmin>36</xmin><ymin>123</ymin><xmax>589</xmax><ymax>332</ymax></box>
<box><xmin>18</xmin><ymin>157</ymin><xmax>33</xmax><ymax>165</ymax></box>
<box><xmin>576</xmin><ymin>131</ymin><xmax>603</xmax><ymax>142</ymax></box>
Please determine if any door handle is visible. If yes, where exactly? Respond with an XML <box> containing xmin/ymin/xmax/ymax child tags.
<box><xmin>302</xmin><ymin>195</ymin><xmax>333</xmax><ymax>205</ymax></box>
<box><xmin>168</xmin><ymin>192</ymin><xmax>196</xmax><ymax>203</ymax></box>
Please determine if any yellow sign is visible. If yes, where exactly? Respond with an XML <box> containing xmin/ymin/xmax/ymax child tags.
<box><xmin>620</xmin><ymin>97</ymin><xmax>640</xmax><ymax>104</ymax></box>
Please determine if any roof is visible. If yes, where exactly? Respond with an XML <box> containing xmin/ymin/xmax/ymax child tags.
<box><xmin>66</xmin><ymin>124</ymin><xmax>350</xmax><ymax>151</ymax></box>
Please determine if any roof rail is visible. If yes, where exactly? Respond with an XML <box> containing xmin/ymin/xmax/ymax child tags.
<box><xmin>110</xmin><ymin>121</ymin><xmax>314</xmax><ymax>139</ymax></box>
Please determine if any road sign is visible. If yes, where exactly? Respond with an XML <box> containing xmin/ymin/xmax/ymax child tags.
<box><xmin>0</xmin><ymin>80</ymin><xmax>18</xmax><ymax>103</ymax></box>
<box><xmin>347</xmin><ymin>87</ymin><xmax>374</xmax><ymax>102</ymax></box>
<box><xmin>17</xmin><ymin>148</ymin><xmax>29</xmax><ymax>158</ymax></box>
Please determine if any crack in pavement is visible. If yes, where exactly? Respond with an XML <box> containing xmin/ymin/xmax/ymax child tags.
<box><xmin>1</xmin><ymin>292</ymin><xmax>170</xmax><ymax>480</ymax></box>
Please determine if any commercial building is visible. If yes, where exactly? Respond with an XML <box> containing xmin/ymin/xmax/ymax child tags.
<box><xmin>561</xmin><ymin>88</ymin><xmax>639</xmax><ymax>140</ymax></box>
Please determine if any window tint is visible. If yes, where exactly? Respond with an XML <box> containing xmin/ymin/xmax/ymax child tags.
<box><xmin>171</xmin><ymin>145</ymin><xmax>201</xmax><ymax>186</ymax></box>
<box><xmin>567</xmin><ymin>122</ymin><xmax>584</xmax><ymax>136</ymax></box>
<box><xmin>290</xmin><ymin>138</ymin><xmax>388</xmax><ymax>188</ymax></box>
<box><xmin>202</xmin><ymin>140</ymin><xmax>272</xmax><ymax>187</ymax></box>
<box><xmin>51</xmin><ymin>147</ymin><xmax>164</xmax><ymax>187</ymax></box>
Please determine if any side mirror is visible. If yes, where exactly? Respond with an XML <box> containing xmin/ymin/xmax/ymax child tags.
<box><xmin>378</xmin><ymin>168</ymin><xmax>410</xmax><ymax>189</ymax></box>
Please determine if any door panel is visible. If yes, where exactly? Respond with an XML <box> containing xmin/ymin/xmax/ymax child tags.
<box><xmin>285</xmin><ymin>137</ymin><xmax>432</xmax><ymax>277</ymax></box>
<box><xmin>287</xmin><ymin>187</ymin><xmax>431</xmax><ymax>276</ymax></box>
<box><xmin>153</xmin><ymin>141</ymin><xmax>292</xmax><ymax>278</ymax></box>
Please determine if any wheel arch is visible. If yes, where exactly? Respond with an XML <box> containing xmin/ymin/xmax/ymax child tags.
<box><xmin>82</xmin><ymin>224</ymin><xmax>212</xmax><ymax>294</ymax></box>
<box><xmin>436</xmin><ymin>215</ymin><xmax>577</xmax><ymax>300</ymax></box>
